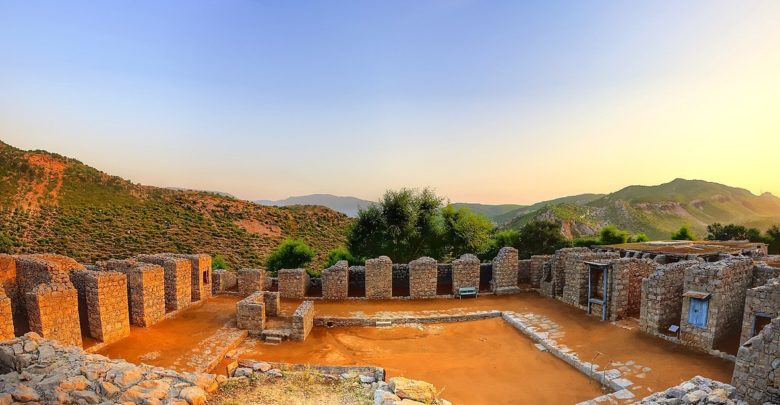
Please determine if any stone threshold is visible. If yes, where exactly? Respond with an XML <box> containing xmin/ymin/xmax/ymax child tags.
<box><xmin>313</xmin><ymin>310</ymin><xmax>503</xmax><ymax>327</ymax></box>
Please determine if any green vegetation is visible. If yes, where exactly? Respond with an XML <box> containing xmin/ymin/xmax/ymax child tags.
<box><xmin>265</xmin><ymin>239</ymin><xmax>315</xmax><ymax>275</ymax></box>
<box><xmin>599</xmin><ymin>225</ymin><xmax>630</xmax><ymax>245</ymax></box>
<box><xmin>706</xmin><ymin>223</ymin><xmax>762</xmax><ymax>242</ymax></box>
<box><xmin>629</xmin><ymin>233</ymin><xmax>649</xmax><ymax>243</ymax></box>
<box><xmin>671</xmin><ymin>225</ymin><xmax>697</xmax><ymax>241</ymax></box>
<box><xmin>325</xmin><ymin>247</ymin><xmax>359</xmax><ymax>267</ymax></box>
<box><xmin>212</xmin><ymin>254</ymin><xmax>229</xmax><ymax>270</ymax></box>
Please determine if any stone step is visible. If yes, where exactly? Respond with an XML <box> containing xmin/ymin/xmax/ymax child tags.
<box><xmin>264</xmin><ymin>335</ymin><xmax>282</xmax><ymax>345</ymax></box>
<box><xmin>262</xmin><ymin>329</ymin><xmax>290</xmax><ymax>340</ymax></box>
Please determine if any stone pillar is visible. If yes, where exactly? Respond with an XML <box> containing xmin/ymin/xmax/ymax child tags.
<box><xmin>322</xmin><ymin>260</ymin><xmax>349</xmax><ymax>300</ymax></box>
<box><xmin>237</xmin><ymin>268</ymin><xmax>266</xmax><ymax>295</ymax></box>
<box><xmin>165</xmin><ymin>254</ymin><xmax>212</xmax><ymax>302</ymax></box>
<box><xmin>0</xmin><ymin>291</ymin><xmax>13</xmax><ymax>341</ymax></box>
<box><xmin>236</xmin><ymin>292</ymin><xmax>265</xmax><ymax>333</ymax></box>
<box><xmin>529</xmin><ymin>255</ymin><xmax>552</xmax><ymax>289</ymax></box>
<box><xmin>70</xmin><ymin>270</ymin><xmax>130</xmax><ymax>344</ymax></box>
<box><xmin>452</xmin><ymin>254</ymin><xmax>480</xmax><ymax>294</ymax></box>
<box><xmin>292</xmin><ymin>301</ymin><xmax>314</xmax><ymax>341</ymax></box>
<box><xmin>136</xmin><ymin>255</ymin><xmax>192</xmax><ymax>312</ymax></box>
<box><xmin>262</xmin><ymin>291</ymin><xmax>280</xmax><ymax>317</ymax></box>
<box><xmin>212</xmin><ymin>269</ymin><xmax>237</xmax><ymax>294</ymax></box>
<box><xmin>277</xmin><ymin>268</ymin><xmax>311</xmax><ymax>299</ymax></box>
<box><xmin>409</xmin><ymin>257</ymin><xmax>437</xmax><ymax>299</ymax></box>
<box><xmin>732</xmin><ymin>316</ymin><xmax>780</xmax><ymax>404</ymax></box>
<box><xmin>491</xmin><ymin>247</ymin><xmax>520</xmax><ymax>294</ymax></box>
<box><xmin>100</xmin><ymin>260</ymin><xmax>165</xmax><ymax>327</ymax></box>
<box><xmin>365</xmin><ymin>256</ymin><xmax>392</xmax><ymax>299</ymax></box>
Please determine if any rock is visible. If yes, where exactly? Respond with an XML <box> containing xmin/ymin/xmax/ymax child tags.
<box><xmin>360</xmin><ymin>374</ymin><xmax>376</xmax><ymax>384</ymax></box>
<box><xmin>666</xmin><ymin>388</ymin><xmax>685</xmax><ymax>399</ymax></box>
<box><xmin>71</xmin><ymin>390</ymin><xmax>101</xmax><ymax>404</ymax></box>
<box><xmin>37</xmin><ymin>344</ymin><xmax>55</xmax><ymax>362</ymax></box>
<box><xmin>0</xmin><ymin>393</ymin><xmax>11</xmax><ymax>405</ymax></box>
<box><xmin>178</xmin><ymin>386</ymin><xmax>207</xmax><ymax>405</ymax></box>
<box><xmin>22</xmin><ymin>341</ymin><xmax>37</xmax><ymax>353</ymax></box>
<box><xmin>11</xmin><ymin>383</ymin><xmax>40</xmax><ymax>402</ymax></box>
<box><xmin>59</xmin><ymin>375</ymin><xmax>90</xmax><ymax>391</ymax></box>
<box><xmin>233</xmin><ymin>367</ymin><xmax>253</xmax><ymax>378</ymax></box>
<box><xmin>388</xmin><ymin>377</ymin><xmax>438</xmax><ymax>403</ymax></box>
<box><xmin>100</xmin><ymin>381</ymin><xmax>120</xmax><ymax>397</ymax></box>
<box><xmin>373</xmin><ymin>389</ymin><xmax>401</xmax><ymax>405</ymax></box>
<box><xmin>120</xmin><ymin>379</ymin><xmax>170</xmax><ymax>402</ymax></box>
<box><xmin>114</xmin><ymin>366</ymin><xmax>144</xmax><ymax>388</ymax></box>
<box><xmin>253</xmin><ymin>362</ymin><xmax>272</xmax><ymax>372</ymax></box>
<box><xmin>706</xmin><ymin>388</ymin><xmax>729</xmax><ymax>404</ymax></box>
<box><xmin>266</xmin><ymin>369</ymin><xmax>283</xmax><ymax>378</ymax></box>
<box><xmin>165</xmin><ymin>400</ymin><xmax>189</xmax><ymax>405</ymax></box>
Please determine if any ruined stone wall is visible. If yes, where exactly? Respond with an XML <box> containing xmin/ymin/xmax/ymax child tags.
<box><xmin>561</xmin><ymin>251</ymin><xmax>620</xmax><ymax>307</ymax></box>
<box><xmin>212</xmin><ymin>269</ymin><xmax>238</xmax><ymax>294</ymax></box>
<box><xmin>751</xmin><ymin>265</ymin><xmax>780</xmax><ymax>288</ymax></box>
<box><xmin>491</xmin><ymin>247</ymin><xmax>519</xmax><ymax>294</ymax></box>
<box><xmin>136</xmin><ymin>255</ymin><xmax>191</xmax><ymax>312</ymax></box>
<box><xmin>277</xmin><ymin>268</ymin><xmax>310</xmax><ymax>299</ymax></box>
<box><xmin>452</xmin><ymin>254</ymin><xmax>480</xmax><ymax>294</ymax></box>
<box><xmin>236</xmin><ymin>292</ymin><xmax>265</xmax><ymax>332</ymax></box>
<box><xmin>517</xmin><ymin>259</ymin><xmax>531</xmax><ymax>284</ymax></box>
<box><xmin>409</xmin><ymin>257</ymin><xmax>437</xmax><ymax>298</ymax></box>
<box><xmin>605</xmin><ymin>259</ymin><xmax>656</xmax><ymax>321</ymax></box>
<box><xmin>291</xmin><ymin>300</ymin><xmax>314</xmax><ymax>341</ymax></box>
<box><xmin>640</xmin><ymin>260</ymin><xmax>699</xmax><ymax>335</ymax></box>
<box><xmin>543</xmin><ymin>248</ymin><xmax>590</xmax><ymax>298</ymax></box>
<box><xmin>732</xmin><ymin>316</ymin><xmax>780</xmax><ymax>404</ymax></box>
<box><xmin>99</xmin><ymin>260</ymin><xmax>165</xmax><ymax>327</ymax></box>
<box><xmin>69</xmin><ymin>270</ymin><xmax>130</xmax><ymax>344</ymax></box>
<box><xmin>321</xmin><ymin>261</ymin><xmax>349</xmax><ymax>300</ymax></box>
<box><xmin>365</xmin><ymin>256</ymin><xmax>392</xmax><ymax>299</ymax></box>
<box><xmin>0</xmin><ymin>291</ymin><xmax>13</xmax><ymax>341</ymax></box>
<box><xmin>237</xmin><ymin>268</ymin><xmax>266</xmax><ymax>295</ymax></box>
<box><xmin>165</xmin><ymin>254</ymin><xmax>212</xmax><ymax>302</ymax></box>
<box><xmin>262</xmin><ymin>291</ymin><xmax>280</xmax><ymax>317</ymax></box>
<box><xmin>529</xmin><ymin>255</ymin><xmax>552</xmax><ymax>289</ymax></box>
<box><xmin>739</xmin><ymin>278</ymin><xmax>780</xmax><ymax>345</ymax></box>
<box><xmin>680</xmin><ymin>258</ymin><xmax>753</xmax><ymax>351</ymax></box>
<box><xmin>0</xmin><ymin>255</ymin><xmax>22</xmax><ymax>334</ymax></box>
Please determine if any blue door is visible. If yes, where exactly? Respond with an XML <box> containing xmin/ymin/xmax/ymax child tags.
<box><xmin>688</xmin><ymin>298</ymin><xmax>709</xmax><ymax>327</ymax></box>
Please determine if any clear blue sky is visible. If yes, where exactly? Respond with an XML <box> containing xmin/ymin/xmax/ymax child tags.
<box><xmin>2</xmin><ymin>1</ymin><xmax>779</xmax><ymax>203</ymax></box>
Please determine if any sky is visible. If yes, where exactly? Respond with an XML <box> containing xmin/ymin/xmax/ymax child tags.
<box><xmin>1</xmin><ymin>1</ymin><xmax>779</xmax><ymax>204</ymax></box>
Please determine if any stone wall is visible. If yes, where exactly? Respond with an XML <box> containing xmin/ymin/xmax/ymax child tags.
<box><xmin>451</xmin><ymin>254</ymin><xmax>480</xmax><ymax>294</ymax></box>
<box><xmin>561</xmin><ymin>251</ymin><xmax>620</xmax><ymax>307</ymax></box>
<box><xmin>236</xmin><ymin>292</ymin><xmax>265</xmax><ymax>333</ymax></box>
<box><xmin>518</xmin><ymin>259</ymin><xmax>531</xmax><ymax>284</ymax></box>
<box><xmin>365</xmin><ymin>256</ymin><xmax>393</xmax><ymax>299</ymax></box>
<box><xmin>0</xmin><ymin>291</ymin><xmax>13</xmax><ymax>341</ymax></box>
<box><xmin>680</xmin><ymin>258</ymin><xmax>753</xmax><ymax>351</ymax></box>
<box><xmin>277</xmin><ymin>268</ymin><xmax>310</xmax><ymax>299</ymax></box>
<box><xmin>291</xmin><ymin>300</ymin><xmax>314</xmax><ymax>341</ymax></box>
<box><xmin>0</xmin><ymin>255</ymin><xmax>23</xmax><ymax>336</ymax></box>
<box><xmin>491</xmin><ymin>247</ymin><xmax>519</xmax><ymax>294</ymax></box>
<box><xmin>409</xmin><ymin>257</ymin><xmax>437</xmax><ymax>298</ymax></box>
<box><xmin>732</xmin><ymin>316</ymin><xmax>780</xmax><ymax>404</ymax></box>
<box><xmin>99</xmin><ymin>260</ymin><xmax>165</xmax><ymax>327</ymax></box>
<box><xmin>751</xmin><ymin>265</ymin><xmax>780</xmax><ymax>288</ymax></box>
<box><xmin>542</xmin><ymin>248</ymin><xmax>590</xmax><ymax>298</ymax></box>
<box><xmin>640</xmin><ymin>260</ymin><xmax>699</xmax><ymax>335</ymax></box>
<box><xmin>739</xmin><ymin>277</ymin><xmax>780</xmax><ymax>345</ymax></box>
<box><xmin>165</xmin><ymin>254</ymin><xmax>212</xmax><ymax>302</ymax></box>
<box><xmin>212</xmin><ymin>269</ymin><xmax>238</xmax><ymax>294</ymax></box>
<box><xmin>237</xmin><ymin>268</ymin><xmax>266</xmax><ymax>295</ymax></box>
<box><xmin>262</xmin><ymin>291</ymin><xmax>280</xmax><ymax>317</ymax></box>
<box><xmin>69</xmin><ymin>270</ymin><xmax>130</xmax><ymax>344</ymax></box>
<box><xmin>529</xmin><ymin>255</ymin><xmax>552</xmax><ymax>289</ymax></box>
<box><xmin>136</xmin><ymin>255</ymin><xmax>191</xmax><ymax>312</ymax></box>
<box><xmin>321</xmin><ymin>260</ymin><xmax>349</xmax><ymax>300</ymax></box>
<box><xmin>603</xmin><ymin>259</ymin><xmax>656</xmax><ymax>321</ymax></box>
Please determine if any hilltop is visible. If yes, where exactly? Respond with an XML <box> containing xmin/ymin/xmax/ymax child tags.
<box><xmin>0</xmin><ymin>140</ymin><xmax>351</xmax><ymax>269</ymax></box>
<box><xmin>256</xmin><ymin>194</ymin><xmax>372</xmax><ymax>217</ymax></box>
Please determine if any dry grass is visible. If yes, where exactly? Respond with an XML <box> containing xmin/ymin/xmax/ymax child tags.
<box><xmin>208</xmin><ymin>369</ymin><xmax>373</xmax><ymax>405</ymax></box>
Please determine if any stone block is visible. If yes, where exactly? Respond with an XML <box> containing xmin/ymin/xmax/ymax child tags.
<box><xmin>99</xmin><ymin>260</ymin><xmax>165</xmax><ymax>327</ymax></box>
<box><xmin>163</xmin><ymin>254</ymin><xmax>212</xmax><ymax>302</ymax></box>
<box><xmin>409</xmin><ymin>257</ymin><xmax>437</xmax><ymax>299</ymax></box>
<box><xmin>365</xmin><ymin>256</ymin><xmax>392</xmax><ymax>299</ymax></box>
<box><xmin>212</xmin><ymin>269</ymin><xmax>237</xmax><ymax>294</ymax></box>
<box><xmin>277</xmin><ymin>268</ymin><xmax>310</xmax><ymax>299</ymax></box>
<box><xmin>321</xmin><ymin>261</ymin><xmax>349</xmax><ymax>300</ymax></box>
<box><xmin>237</xmin><ymin>269</ymin><xmax>266</xmax><ymax>295</ymax></box>
<box><xmin>136</xmin><ymin>255</ymin><xmax>192</xmax><ymax>312</ymax></box>
<box><xmin>236</xmin><ymin>292</ymin><xmax>266</xmax><ymax>332</ymax></box>
<box><xmin>452</xmin><ymin>254</ymin><xmax>480</xmax><ymax>294</ymax></box>
<box><xmin>491</xmin><ymin>247</ymin><xmax>519</xmax><ymax>294</ymax></box>
<box><xmin>70</xmin><ymin>270</ymin><xmax>130</xmax><ymax>344</ymax></box>
<box><xmin>291</xmin><ymin>301</ymin><xmax>314</xmax><ymax>341</ymax></box>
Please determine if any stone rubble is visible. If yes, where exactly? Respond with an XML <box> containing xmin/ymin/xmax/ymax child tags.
<box><xmin>636</xmin><ymin>376</ymin><xmax>741</xmax><ymax>405</ymax></box>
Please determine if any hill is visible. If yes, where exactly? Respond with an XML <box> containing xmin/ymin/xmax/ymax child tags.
<box><xmin>504</xmin><ymin>179</ymin><xmax>780</xmax><ymax>240</ymax></box>
<box><xmin>256</xmin><ymin>194</ymin><xmax>373</xmax><ymax>217</ymax></box>
<box><xmin>0</xmin><ymin>140</ymin><xmax>352</xmax><ymax>269</ymax></box>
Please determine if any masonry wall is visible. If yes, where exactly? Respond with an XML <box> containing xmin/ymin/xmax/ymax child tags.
<box><xmin>236</xmin><ymin>292</ymin><xmax>265</xmax><ymax>333</ymax></box>
<box><xmin>238</xmin><ymin>268</ymin><xmax>266</xmax><ymax>295</ymax></box>
<box><xmin>492</xmin><ymin>247</ymin><xmax>519</xmax><ymax>294</ymax></box>
<box><xmin>166</xmin><ymin>254</ymin><xmax>212</xmax><ymax>302</ymax></box>
<box><xmin>365</xmin><ymin>256</ymin><xmax>393</xmax><ymax>299</ymax></box>
<box><xmin>542</xmin><ymin>248</ymin><xmax>591</xmax><ymax>298</ymax></box>
<box><xmin>212</xmin><ymin>269</ymin><xmax>238</xmax><ymax>294</ymax></box>
<box><xmin>751</xmin><ymin>265</ymin><xmax>780</xmax><ymax>288</ymax></box>
<box><xmin>732</xmin><ymin>316</ymin><xmax>780</xmax><ymax>405</ymax></box>
<box><xmin>518</xmin><ymin>259</ymin><xmax>531</xmax><ymax>284</ymax></box>
<box><xmin>561</xmin><ymin>251</ymin><xmax>620</xmax><ymax>307</ymax></box>
<box><xmin>640</xmin><ymin>260</ymin><xmax>699</xmax><ymax>335</ymax></box>
<box><xmin>291</xmin><ymin>300</ymin><xmax>314</xmax><ymax>341</ymax></box>
<box><xmin>277</xmin><ymin>268</ymin><xmax>310</xmax><ymax>299</ymax></box>
<box><xmin>69</xmin><ymin>270</ymin><xmax>130</xmax><ymax>344</ymax></box>
<box><xmin>680</xmin><ymin>258</ymin><xmax>753</xmax><ymax>351</ymax></box>
<box><xmin>136</xmin><ymin>255</ymin><xmax>191</xmax><ymax>312</ymax></box>
<box><xmin>262</xmin><ymin>291</ymin><xmax>280</xmax><ymax>317</ymax></box>
<box><xmin>0</xmin><ymin>291</ymin><xmax>13</xmax><ymax>341</ymax></box>
<box><xmin>604</xmin><ymin>259</ymin><xmax>656</xmax><ymax>321</ymax></box>
<box><xmin>452</xmin><ymin>254</ymin><xmax>480</xmax><ymax>294</ymax></box>
<box><xmin>739</xmin><ymin>278</ymin><xmax>780</xmax><ymax>345</ymax></box>
<box><xmin>321</xmin><ymin>261</ymin><xmax>349</xmax><ymax>300</ymax></box>
<box><xmin>0</xmin><ymin>255</ymin><xmax>23</xmax><ymax>336</ymax></box>
<box><xmin>529</xmin><ymin>255</ymin><xmax>552</xmax><ymax>289</ymax></box>
<box><xmin>409</xmin><ymin>257</ymin><xmax>437</xmax><ymax>298</ymax></box>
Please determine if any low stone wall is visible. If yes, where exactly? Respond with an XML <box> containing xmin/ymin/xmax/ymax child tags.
<box><xmin>732</xmin><ymin>316</ymin><xmax>780</xmax><ymax>404</ymax></box>
<box><xmin>739</xmin><ymin>278</ymin><xmax>780</xmax><ymax>345</ymax></box>
<box><xmin>365</xmin><ymin>256</ymin><xmax>392</xmax><ymax>299</ymax></box>
<box><xmin>409</xmin><ymin>257</ymin><xmax>437</xmax><ymax>298</ymax></box>
<box><xmin>491</xmin><ymin>247</ymin><xmax>519</xmax><ymax>294</ymax></box>
<box><xmin>238</xmin><ymin>268</ymin><xmax>266</xmax><ymax>295</ymax></box>
<box><xmin>136</xmin><ymin>255</ymin><xmax>192</xmax><ymax>312</ymax></box>
<box><xmin>236</xmin><ymin>292</ymin><xmax>266</xmax><ymax>333</ymax></box>
<box><xmin>70</xmin><ymin>270</ymin><xmax>130</xmax><ymax>344</ymax></box>
<box><xmin>315</xmin><ymin>310</ymin><xmax>502</xmax><ymax>328</ymax></box>
<box><xmin>236</xmin><ymin>359</ymin><xmax>385</xmax><ymax>383</ymax></box>
<box><xmin>751</xmin><ymin>265</ymin><xmax>780</xmax><ymax>288</ymax></box>
<box><xmin>452</xmin><ymin>254</ymin><xmax>480</xmax><ymax>294</ymax></box>
<box><xmin>321</xmin><ymin>261</ymin><xmax>349</xmax><ymax>299</ymax></box>
<box><xmin>640</xmin><ymin>260</ymin><xmax>699</xmax><ymax>336</ymax></box>
<box><xmin>212</xmin><ymin>269</ymin><xmax>238</xmax><ymax>294</ymax></box>
<box><xmin>291</xmin><ymin>301</ymin><xmax>314</xmax><ymax>341</ymax></box>
<box><xmin>636</xmin><ymin>376</ymin><xmax>738</xmax><ymax>404</ymax></box>
<box><xmin>277</xmin><ymin>268</ymin><xmax>310</xmax><ymax>299</ymax></box>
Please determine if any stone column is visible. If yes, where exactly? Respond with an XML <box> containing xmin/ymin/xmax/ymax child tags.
<box><xmin>452</xmin><ymin>254</ymin><xmax>480</xmax><ymax>294</ymax></box>
<box><xmin>70</xmin><ymin>270</ymin><xmax>130</xmax><ymax>344</ymax></box>
<box><xmin>365</xmin><ymin>256</ymin><xmax>392</xmax><ymax>299</ymax></box>
<box><xmin>292</xmin><ymin>301</ymin><xmax>314</xmax><ymax>341</ymax></box>
<box><xmin>409</xmin><ymin>257</ymin><xmax>437</xmax><ymax>298</ymax></box>
<box><xmin>236</xmin><ymin>292</ymin><xmax>266</xmax><ymax>333</ymax></box>
<box><xmin>262</xmin><ymin>291</ymin><xmax>280</xmax><ymax>317</ymax></box>
<box><xmin>321</xmin><ymin>261</ymin><xmax>349</xmax><ymax>300</ymax></box>
<box><xmin>278</xmin><ymin>268</ymin><xmax>311</xmax><ymax>299</ymax></box>
<box><xmin>165</xmin><ymin>254</ymin><xmax>212</xmax><ymax>302</ymax></box>
<box><xmin>137</xmin><ymin>255</ymin><xmax>192</xmax><ymax>312</ymax></box>
<box><xmin>491</xmin><ymin>247</ymin><xmax>519</xmax><ymax>294</ymax></box>
<box><xmin>100</xmin><ymin>260</ymin><xmax>165</xmax><ymax>327</ymax></box>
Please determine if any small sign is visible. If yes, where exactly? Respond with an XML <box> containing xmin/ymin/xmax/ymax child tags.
<box><xmin>668</xmin><ymin>325</ymin><xmax>679</xmax><ymax>333</ymax></box>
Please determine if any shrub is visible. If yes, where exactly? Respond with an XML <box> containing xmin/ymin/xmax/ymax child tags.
<box><xmin>629</xmin><ymin>233</ymin><xmax>649</xmax><ymax>243</ymax></box>
<box><xmin>671</xmin><ymin>225</ymin><xmax>697</xmax><ymax>241</ymax></box>
<box><xmin>212</xmin><ymin>254</ymin><xmax>229</xmax><ymax>270</ymax></box>
<box><xmin>266</xmin><ymin>239</ymin><xmax>315</xmax><ymax>275</ymax></box>
<box><xmin>599</xmin><ymin>226</ymin><xmax>629</xmax><ymax>245</ymax></box>
<box><xmin>325</xmin><ymin>247</ymin><xmax>358</xmax><ymax>267</ymax></box>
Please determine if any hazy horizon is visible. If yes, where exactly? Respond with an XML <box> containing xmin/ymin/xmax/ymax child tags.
<box><xmin>2</xmin><ymin>1</ymin><xmax>779</xmax><ymax>204</ymax></box>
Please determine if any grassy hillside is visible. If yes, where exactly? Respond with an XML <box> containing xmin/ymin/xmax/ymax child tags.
<box><xmin>0</xmin><ymin>140</ymin><xmax>351</xmax><ymax>269</ymax></box>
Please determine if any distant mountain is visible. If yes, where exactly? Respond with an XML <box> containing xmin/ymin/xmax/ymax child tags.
<box><xmin>450</xmin><ymin>203</ymin><xmax>526</xmax><ymax>222</ymax></box>
<box><xmin>256</xmin><ymin>194</ymin><xmax>373</xmax><ymax>217</ymax></box>
<box><xmin>0</xmin><ymin>140</ymin><xmax>351</xmax><ymax>269</ymax></box>
<box><xmin>503</xmin><ymin>179</ymin><xmax>780</xmax><ymax>240</ymax></box>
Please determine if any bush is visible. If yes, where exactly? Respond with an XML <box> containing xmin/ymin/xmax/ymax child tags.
<box><xmin>629</xmin><ymin>233</ymin><xmax>649</xmax><ymax>243</ymax></box>
<box><xmin>671</xmin><ymin>225</ymin><xmax>697</xmax><ymax>241</ymax></box>
<box><xmin>212</xmin><ymin>254</ymin><xmax>229</xmax><ymax>270</ymax></box>
<box><xmin>518</xmin><ymin>221</ymin><xmax>568</xmax><ymax>258</ymax></box>
<box><xmin>325</xmin><ymin>247</ymin><xmax>359</xmax><ymax>267</ymax></box>
<box><xmin>599</xmin><ymin>226</ymin><xmax>629</xmax><ymax>245</ymax></box>
<box><xmin>572</xmin><ymin>237</ymin><xmax>601</xmax><ymax>247</ymax></box>
<box><xmin>480</xmin><ymin>230</ymin><xmax>521</xmax><ymax>260</ymax></box>
<box><xmin>266</xmin><ymin>239</ymin><xmax>315</xmax><ymax>275</ymax></box>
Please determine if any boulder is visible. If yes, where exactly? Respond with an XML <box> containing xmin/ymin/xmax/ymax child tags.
<box><xmin>179</xmin><ymin>386</ymin><xmax>207</xmax><ymax>405</ymax></box>
<box><xmin>388</xmin><ymin>377</ymin><xmax>438</xmax><ymax>403</ymax></box>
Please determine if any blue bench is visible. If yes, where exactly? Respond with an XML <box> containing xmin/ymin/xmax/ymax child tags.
<box><xmin>457</xmin><ymin>287</ymin><xmax>478</xmax><ymax>299</ymax></box>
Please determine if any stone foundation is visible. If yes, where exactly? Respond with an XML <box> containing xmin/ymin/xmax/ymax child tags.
<box><xmin>136</xmin><ymin>255</ymin><xmax>192</xmax><ymax>312</ymax></box>
<box><xmin>237</xmin><ymin>268</ymin><xmax>266</xmax><ymax>295</ymax></box>
<box><xmin>452</xmin><ymin>254</ymin><xmax>480</xmax><ymax>294</ymax></box>
<box><xmin>236</xmin><ymin>292</ymin><xmax>266</xmax><ymax>333</ymax></box>
<box><xmin>732</xmin><ymin>316</ymin><xmax>780</xmax><ymax>404</ymax></box>
<box><xmin>491</xmin><ymin>247</ymin><xmax>519</xmax><ymax>294</ymax></box>
<box><xmin>70</xmin><ymin>270</ymin><xmax>130</xmax><ymax>344</ymax></box>
<box><xmin>99</xmin><ymin>260</ymin><xmax>165</xmax><ymax>327</ymax></box>
<box><xmin>165</xmin><ymin>254</ymin><xmax>212</xmax><ymax>302</ymax></box>
<box><xmin>409</xmin><ymin>257</ymin><xmax>437</xmax><ymax>299</ymax></box>
<box><xmin>640</xmin><ymin>260</ymin><xmax>699</xmax><ymax>336</ymax></box>
<box><xmin>365</xmin><ymin>256</ymin><xmax>393</xmax><ymax>299</ymax></box>
<box><xmin>292</xmin><ymin>300</ymin><xmax>314</xmax><ymax>341</ymax></box>
<box><xmin>212</xmin><ymin>269</ymin><xmax>238</xmax><ymax>294</ymax></box>
<box><xmin>321</xmin><ymin>261</ymin><xmax>349</xmax><ymax>300</ymax></box>
<box><xmin>739</xmin><ymin>277</ymin><xmax>780</xmax><ymax>345</ymax></box>
<box><xmin>277</xmin><ymin>268</ymin><xmax>310</xmax><ymax>299</ymax></box>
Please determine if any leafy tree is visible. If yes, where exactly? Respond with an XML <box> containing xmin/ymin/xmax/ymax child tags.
<box><xmin>265</xmin><ymin>239</ymin><xmax>315</xmax><ymax>275</ymax></box>
<box><xmin>517</xmin><ymin>221</ymin><xmax>568</xmax><ymax>258</ymax></box>
<box><xmin>671</xmin><ymin>225</ymin><xmax>697</xmax><ymax>241</ymax></box>
<box><xmin>325</xmin><ymin>247</ymin><xmax>358</xmax><ymax>267</ymax></box>
<box><xmin>629</xmin><ymin>233</ymin><xmax>649</xmax><ymax>243</ymax></box>
<box><xmin>706</xmin><ymin>223</ymin><xmax>763</xmax><ymax>241</ymax></box>
<box><xmin>440</xmin><ymin>204</ymin><xmax>493</xmax><ymax>258</ymax></box>
<box><xmin>572</xmin><ymin>237</ymin><xmax>601</xmax><ymax>247</ymax></box>
<box><xmin>212</xmin><ymin>254</ymin><xmax>229</xmax><ymax>270</ymax></box>
<box><xmin>481</xmin><ymin>230</ymin><xmax>521</xmax><ymax>260</ymax></box>
<box><xmin>767</xmin><ymin>225</ymin><xmax>780</xmax><ymax>254</ymax></box>
<box><xmin>599</xmin><ymin>225</ymin><xmax>630</xmax><ymax>245</ymax></box>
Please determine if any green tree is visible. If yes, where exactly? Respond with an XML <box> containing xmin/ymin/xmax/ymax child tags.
<box><xmin>265</xmin><ymin>239</ymin><xmax>315</xmax><ymax>275</ymax></box>
<box><xmin>766</xmin><ymin>225</ymin><xmax>780</xmax><ymax>254</ymax></box>
<box><xmin>629</xmin><ymin>233</ymin><xmax>649</xmax><ymax>243</ymax></box>
<box><xmin>599</xmin><ymin>225</ymin><xmax>630</xmax><ymax>245</ymax></box>
<box><xmin>0</xmin><ymin>232</ymin><xmax>13</xmax><ymax>254</ymax></box>
<box><xmin>325</xmin><ymin>247</ymin><xmax>358</xmax><ymax>267</ymax></box>
<box><xmin>440</xmin><ymin>204</ymin><xmax>493</xmax><ymax>258</ymax></box>
<box><xmin>212</xmin><ymin>254</ymin><xmax>229</xmax><ymax>270</ymax></box>
<box><xmin>481</xmin><ymin>229</ymin><xmax>521</xmax><ymax>260</ymax></box>
<box><xmin>671</xmin><ymin>225</ymin><xmax>697</xmax><ymax>241</ymax></box>
<box><xmin>517</xmin><ymin>221</ymin><xmax>568</xmax><ymax>258</ymax></box>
